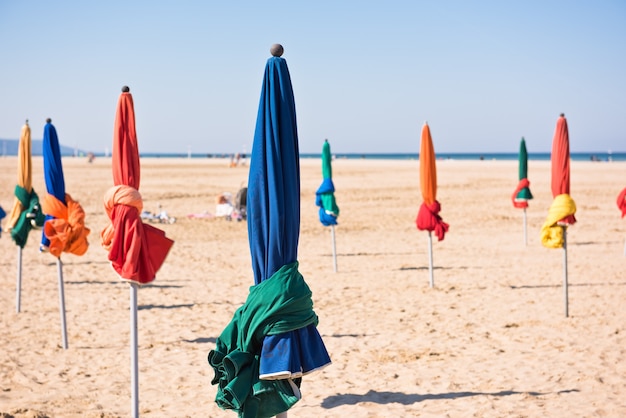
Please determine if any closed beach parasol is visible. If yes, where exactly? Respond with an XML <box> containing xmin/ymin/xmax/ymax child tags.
<box><xmin>511</xmin><ymin>137</ymin><xmax>533</xmax><ymax>245</ymax></box>
<box><xmin>541</xmin><ymin>113</ymin><xmax>576</xmax><ymax>317</ymax></box>
<box><xmin>0</xmin><ymin>206</ymin><xmax>5</xmax><ymax>237</ymax></box>
<box><xmin>416</xmin><ymin>122</ymin><xmax>448</xmax><ymax>287</ymax></box>
<box><xmin>616</xmin><ymin>187</ymin><xmax>626</xmax><ymax>254</ymax></box>
<box><xmin>208</xmin><ymin>44</ymin><xmax>331</xmax><ymax>418</ymax></box>
<box><xmin>315</xmin><ymin>139</ymin><xmax>340</xmax><ymax>272</ymax></box>
<box><xmin>101</xmin><ymin>86</ymin><xmax>174</xmax><ymax>417</ymax></box>
<box><xmin>40</xmin><ymin>119</ymin><xmax>90</xmax><ymax>349</ymax></box>
<box><xmin>6</xmin><ymin>121</ymin><xmax>45</xmax><ymax>313</ymax></box>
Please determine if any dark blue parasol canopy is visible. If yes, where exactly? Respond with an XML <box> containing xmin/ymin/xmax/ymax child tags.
<box><xmin>41</xmin><ymin>120</ymin><xmax>66</xmax><ymax>250</ymax></box>
<box><xmin>248</xmin><ymin>46</ymin><xmax>331</xmax><ymax>382</ymax></box>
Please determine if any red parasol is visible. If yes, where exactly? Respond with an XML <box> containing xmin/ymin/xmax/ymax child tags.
<box><xmin>101</xmin><ymin>86</ymin><xmax>174</xmax><ymax>418</ymax></box>
<box><xmin>550</xmin><ymin>114</ymin><xmax>576</xmax><ymax>225</ymax></box>
<box><xmin>616</xmin><ymin>188</ymin><xmax>626</xmax><ymax>218</ymax></box>
<box><xmin>101</xmin><ymin>87</ymin><xmax>173</xmax><ymax>284</ymax></box>
<box><xmin>542</xmin><ymin>113</ymin><xmax>577</xmax><ymax>317</ymax></box>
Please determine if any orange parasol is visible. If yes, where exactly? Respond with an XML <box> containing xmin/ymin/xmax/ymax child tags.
<box><xmin>415</xmin><ymin>122</ymin><xmax>448</xmax><ymax>287</ymax></box>
<box><xmin>419</xmin><ymin>122</ymin><xmax>437</xmax><ymax>206</ymax></box>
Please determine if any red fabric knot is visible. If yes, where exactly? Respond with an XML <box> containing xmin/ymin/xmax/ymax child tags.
<box><xmin>617</xmin><ymin>187</ymin><xmax>626</xmax><ymax>218</ymax></box>
<box><xmin>416</xmin><ymin>200</ymin><xmax>449</xmax><ymax>241</ymax></box>
<box><xmin>512</xmin><ymin>178</ymin><xmax>530</xmax><ymax>208</ymax></box>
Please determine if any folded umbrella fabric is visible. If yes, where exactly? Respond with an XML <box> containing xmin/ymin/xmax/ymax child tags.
<box><xmin>617</xmin><ymin>187</ymin><xmax>626</xmax><ymax>218</ymax></box>
<box><xmin>541</xmin><ymin>193</ymin><xmax>577</xmax><ymax>249</ymax></box>
<box><xmin>315</xmin><ymin>178</ymin><xmax>339</xmax><ymax>226</ymax></box>
<box><xmin>208</xmin><ymin>261</ymin><xmax>319</xmax><ymax>418</ymax></box>
<box><xmin>512</xmin><ymin>178</ymin><xmax>531</xmax><ymax>208</ymax></box>
<box><xmin>101</xmin><ymin>184</ymin><xmax>173</xmax><ymax>284</ymax></box>
<box><xmin>416</xmin><ymin>200</ymin><xmax>449</xmax><ymax>241</ymax></box>
<box><xmin>42</xmin><ymin>193</ymin><xmax>90</xmax><ymax>258</ymax></box>
<box><xmin>8</xmin><ymin>185</ymin><xmax>45</xmax><ymax>248</ymax></box>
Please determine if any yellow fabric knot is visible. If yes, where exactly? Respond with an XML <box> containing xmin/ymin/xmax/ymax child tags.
<box><xmin>541</xmin><ymin>194</ymin><xmax>576</xmax><ymax>249</ymax></box>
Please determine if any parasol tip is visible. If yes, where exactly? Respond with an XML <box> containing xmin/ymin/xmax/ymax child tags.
<box><xmin>46</xmin><ymin>118</ymin><xmax>51</xmax><ymax>123</ymax></box>
<box><xmin>560</xmin><ymin>113</ymin><xmax>565</xmax><ymax>117</ymax></box>
<box><xmin>25</xmin><ymin>119</ymin><xmax>29</xmax><ymax>125</ymax></box>
<box><xmin>270</xmin><ymin>44</ymin><xmax>284</xmax><ymax>57</ymax></box>
<box><xmin>424</xmin><ymin>120</ymin><xmax>428</xmax><ymax>125</ymax></box>
<box><xmin>122</xmin><ymin>85</ymin><xmax>130</xmax><ymax>93</ymax></box>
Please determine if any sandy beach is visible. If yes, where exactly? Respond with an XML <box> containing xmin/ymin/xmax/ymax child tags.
<box><xmin>1</xmin><ymin>156</ymin><xmax>625</xmax><ymax>417</ymax></box>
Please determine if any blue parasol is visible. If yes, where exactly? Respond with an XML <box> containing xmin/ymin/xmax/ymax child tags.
<box><xmin>0</xmin><ymin>206</ymin><xmax>5</xmax><ymax>237</ymax></box>
<box><xmin>249</xmin><ymin>45</ymin><xmax>330</xmax><ymax>383</ymax></box>
<box><xmin>40</xmin><ymin>118</ymin><xmax>69</xmax><ymax>349</ymax></box>
<box><xmin>41</xmin><ymin>119</ymin><xmax>66</xmax><ymax>251</ymax></box>
<box><xmin>208</xmin><ymin>44</ymin><xmax>330</xmax><ymax>418</ymax></box>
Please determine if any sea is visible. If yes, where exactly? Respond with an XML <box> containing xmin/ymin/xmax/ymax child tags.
<box><xmin>0</xmin><ymin>137</ymin><xmax>622</xmax><ymax>161</ymax></box>
<box><xmin>132</xmin><ymin>152</ymin><xmax>625</xmax><ymax>162</ymax></box>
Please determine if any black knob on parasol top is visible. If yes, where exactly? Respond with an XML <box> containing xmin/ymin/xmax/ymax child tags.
<box><xmin>270</xmin><ymin>44</ymin><xmax>284</xmax><ymax>57</ymax></box>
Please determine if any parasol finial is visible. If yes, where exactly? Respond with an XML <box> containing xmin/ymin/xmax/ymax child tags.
<box><xmin>46</xmin><ymin>118</ymin><xmax>51</xmax><ymax>123</ymax></box>
<box><xmin>425</xmin><ymin>120</ymin><xmax>428</xmax><ymax>125</ymax></box>
<box><xmin>560</xmin><ymin>113</ymin><xmax>565</xmax><ymax>117</ymax></box>
<box><xmin>270</xmin><ymin>44</ymin><xmax>284</xmax><ymax>57</ymax></box>
<box><xmin>25</xmin><ymin>119</ymin><xmax>29</xmax><ymax>126</ymax></box>
<box><xmin>122</xmin><ymin>86</ymin><xmax>130</xmax><ymax>93</ymax></box>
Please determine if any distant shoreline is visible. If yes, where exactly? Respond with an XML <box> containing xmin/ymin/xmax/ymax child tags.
<box><xmin>1</xmin><ymin>152</ymin><xmax>622</xmax><ymax>162</ymax></box>
<box><xmin>96</xmin><ymin>151</ymin><xmax>626</xmax><ymax>162</ymax></box>
<box><xmin>0</xmin><ymin>137</ymin><xmax>622</xmax><ymax>162</ymax></box>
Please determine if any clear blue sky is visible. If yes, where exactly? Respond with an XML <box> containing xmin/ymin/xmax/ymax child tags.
<box><xmin>1</xmin><ymin>1</ymin><xmax>624</xmax><ymax>154</ymax></box>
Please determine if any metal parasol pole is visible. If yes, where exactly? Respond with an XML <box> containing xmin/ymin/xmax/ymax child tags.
<box><xmin>276</xmin><ymin>413</ymin><xmax>288</xmax><ymax>418</ymax></box>
<box><xmin>130</xmin><ymin>282</ymin><xmax>139</xmax><ymax>418</ymax></box>
<box><xmin>428</xmin><ymin>231</ymin><xmax>434</xmax><ymax>288</ymax></box>
<box><xmin>16</xmin><ymin>247</ymin><xmax>22</xmax><ymax>313</ymax></box>
<box><xmin>562</xmin><ymin>226</ymin><xmax>569</xmax><ymax>318</ymax></box>
<box><xmin>523</xmin><ymin>207</ymin><xmax>528</xmax><ymax>246</ymax></box>
<box><xmin>330</xmin><ymin>225</ymin><xmax>338</xmax><ymax>273</ymax></box>
<box><xmin>57</xmin><ymin>258</ymin><xmax>68</xmax><ymax>349</ymax></box>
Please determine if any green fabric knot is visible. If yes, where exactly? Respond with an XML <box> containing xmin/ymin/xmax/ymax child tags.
<box><xmin>208</xmin><ymin>261</ymin><xmax>317</xmax><ymax>417</ymax></box>
<box><xmin>11</xmin><ymin>186</ymin><xmax>45</xmax><ymax>248</ymax></box>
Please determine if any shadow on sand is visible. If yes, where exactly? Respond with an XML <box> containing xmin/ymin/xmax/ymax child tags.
<box><xmin>184</xmin><ymin>337</ymin><xmax>217</xmax><ymax>344</ymax></box>
<box><xmin>138</xmin><ymin>303</ymin><xmax>194</xmax><ymax>311</ymax></box>
<box><xmin>510</xmin><ymin>282</ymin><xmax>626</xmax><ymax>289</ymax></box>
<box><xmin>321</xmin><ymin>388</ymin><xmax>579</xmax><ymax>408</ymax></box>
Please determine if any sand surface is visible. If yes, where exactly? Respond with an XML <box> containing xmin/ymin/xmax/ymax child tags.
<box><xmin>1</xmin><ymin>156</ymin><xmax>625</xmax><ymax>417</ymax></box>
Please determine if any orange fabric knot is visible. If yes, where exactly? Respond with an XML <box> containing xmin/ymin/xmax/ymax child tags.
<box><xmin>101</xmin><ymin>185</ymin><xmax>143</xmax><ymax>251</ymax></box>
<box><xmin>41</xmin><ymin>193</ymin><xmax>90</xmax><ymax>258</ymax></box>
